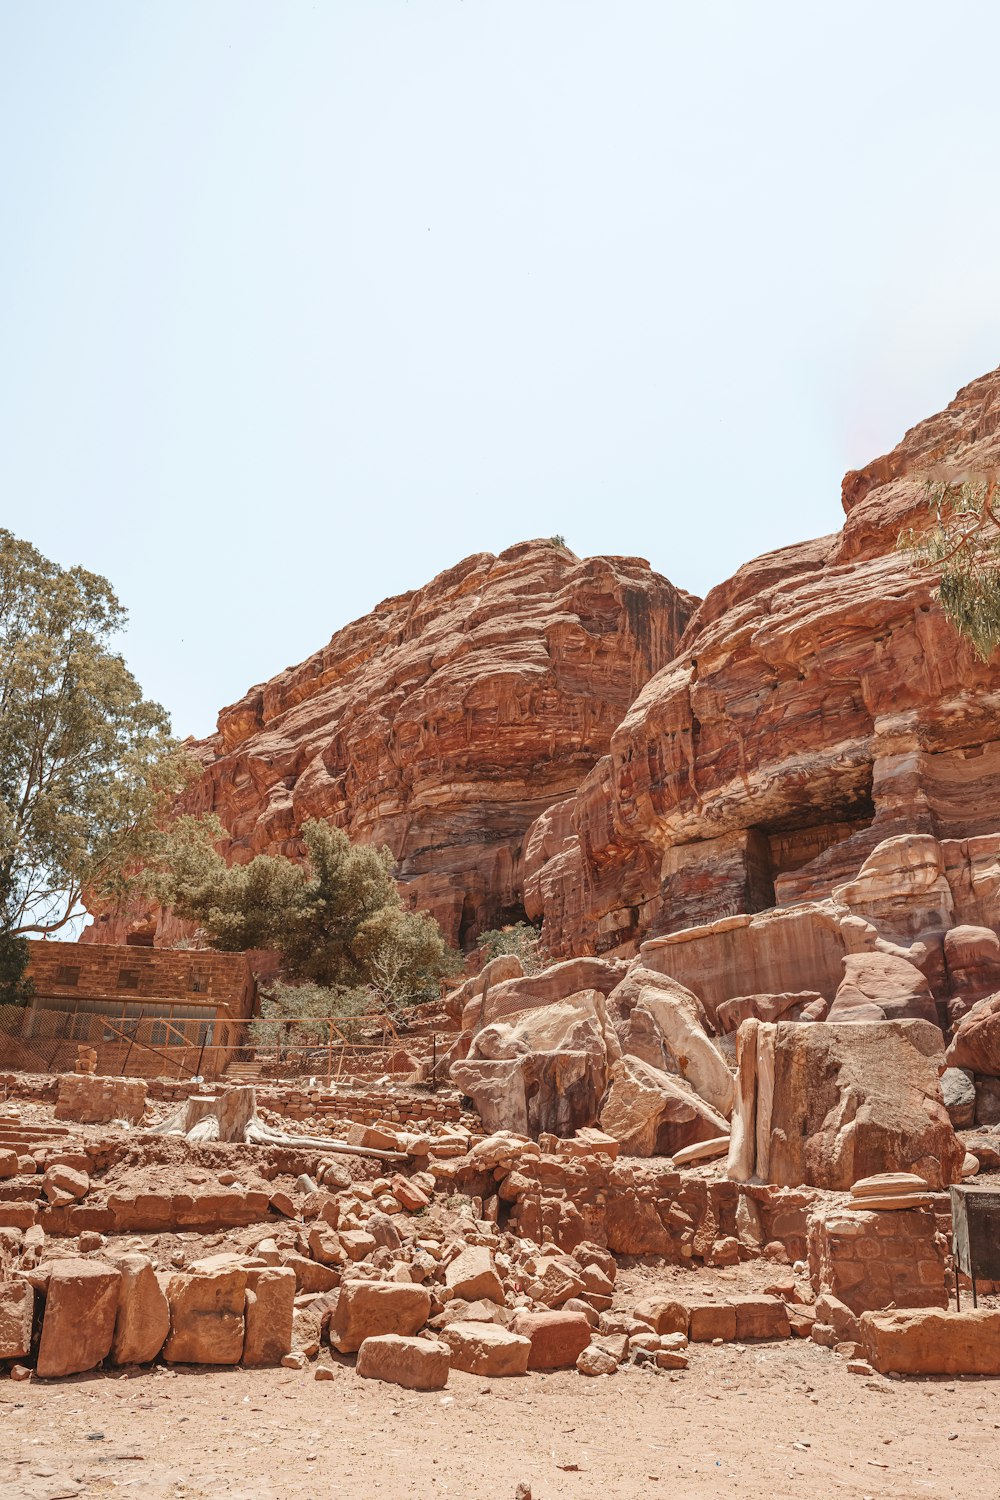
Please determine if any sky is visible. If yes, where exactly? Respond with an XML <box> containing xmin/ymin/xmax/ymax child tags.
<box><xmin>2</xmin><ymin>2</ymin><xmax>1000</xmax><ymax>740</ymax></box>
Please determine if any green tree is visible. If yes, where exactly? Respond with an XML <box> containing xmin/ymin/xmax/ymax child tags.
<box><xmin>0</xmin><ymin>529</ymin><xmax>191</xmax><ymax>946</ymax></box>
<box><xmin>476</xmin><ymin>919</ymin><xmax>547</xmax><ymax>975</ymax></box>
<box><xmin>155</xmin><ymin>817</ymin><xmax>459</xmax><ymax>1012</ymax></box>
<box><xmin>899</xmin><ymin>475</ymin><xmax>1000</xmax><ymax>660</ymax></box>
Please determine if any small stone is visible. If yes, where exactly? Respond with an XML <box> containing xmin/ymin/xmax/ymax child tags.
<box><xmin>314</xmin><ymin>1365</ymin><xmax>336</xmax><ymax>1380</ymax></box>
<box><xmin>281</xmin><ymin>1352</ymin><xmax>307</xmax><ymax>1369</ymax></box>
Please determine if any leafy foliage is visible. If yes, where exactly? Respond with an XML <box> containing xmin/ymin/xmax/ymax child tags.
<box><xmin>899</xmin><ymin>476</ymin><xmax>1000</xmax><ymax>660</ymax></box>
<box><xmin>0</xmin><ymin>528</ymin><xmax>192</xmax><ymax>939</ymax></box>
<box><xmin>476</xmin><ymin>920</ymin><xmax>547</xmax><ymax>975</ymax></box>
<box><xmin>156</xmin><ymin>817</ymin><xmax>460</xmax><ymax>1013</ymax></box>
<box><xmin>248</xmin><ymin>979</ymin><xmax>374</xmax><ymax>1049</ymax></box>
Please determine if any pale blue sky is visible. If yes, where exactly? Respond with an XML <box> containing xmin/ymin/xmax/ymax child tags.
<box><xmin>3</xmin><ymin>3</ymin><xmax>999</xmax><ymax>738</ymax></box>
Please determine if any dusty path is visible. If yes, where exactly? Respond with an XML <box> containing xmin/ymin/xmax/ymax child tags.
<box><xmin>2</xmin><ymin>1340</ymin><xmax>997</xmax><ymax>1500</ymax></box>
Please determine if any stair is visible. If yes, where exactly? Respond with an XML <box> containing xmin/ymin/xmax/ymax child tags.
<box><xmin>224</xmin><ymin>1061</ymin><xmax>263</xmax><ymax>1082</ymax></box>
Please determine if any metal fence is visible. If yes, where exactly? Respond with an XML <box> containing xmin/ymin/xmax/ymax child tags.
<box><xmin>0</xmin><ymin>1003</ymin><xmax>406</xmax><ymax>1084</ymax></box>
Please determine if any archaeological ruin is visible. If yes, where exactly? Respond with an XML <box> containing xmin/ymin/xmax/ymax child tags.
<box><xmin>3</xmin><ymin>370</ymin><xmax>1000</xmax><ymax>1479</ymax></box>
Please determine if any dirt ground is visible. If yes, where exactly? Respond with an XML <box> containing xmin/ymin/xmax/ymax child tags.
<box><xmin>3</xmin><ymin>1339</ymin><xmax>998</xmax><ymax>1500</ymax></box>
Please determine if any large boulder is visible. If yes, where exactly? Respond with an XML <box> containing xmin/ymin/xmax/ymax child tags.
<box><xmin>37</xmin><ymin>1259</ymin><xmax>121</xmax><ymax>1378</ymax></box>
<box><xmin>0</xmin><ymin>1280</ymin><xmax>33</xmax><ymax>1360</ymax></box>
<box><xmin>728</xmin><ymin>1018</ymin><xmax>964</xmax><ymax>1190</ymax></box>
<box><xmin>444</xmin><ymin>1245</ymin><xmax>504</xmax><ymax>1304</ymax></box>
<box><xmin>947</xmin><ymin>991</ymin><xmax>1000</xmax><ymax>1075</ymax></box>
<box><xmin>464</xmin><ymin>958</ymin><xmax>629</xmax><ymax>1032</ymax></box>
<box><xmin>356</xmin><ymin>1333</ymin><xmax>450</xmax><ymax>1390</ymax></box>
<box><xmin>943</xmin><ymin>926</ymin><xmax>1000</xmax><ymax>1005</ymax></box>
<box><xmin>161</xmin><ymin>1266</ymin><xmax>247</xmax><ymax>1365</ymax></box>
<box><xmin>861</xmin><ymin>1308</ymin><xmax>1000</xmax><ymax>1376</ymax></box>
<box><xmin>437</xmin><ymin>1320</ymin><xmax>531</xmax><ymax>1376</ymax></box>
<box><xmin>328</xmin><ymin>1280</ymin><xmax>431</xmax><ymax>1353</ymax></box>
<box><xmin>827</xmin><ymin>952</ymin><xmax>938</xmax><ymax>1024</ymax></box>
<box><xmin>107</xmin><ymin>1253</ymin><xmax>170</xmax><ymax>1366</ymax></box>
<box><xmin>242</xmin><ymin>1267</ymin><xmax>295</xmax><ymax>1366</ymax></box>
<box><xmin>599</xmin><ymin>1054</ymin><xmax>729</xmax><ymax>1157</ymax></box>
<box><xmin>451</xmin><ymin>988</ymin><xmax>613</xmax><ymax>1137</ymax></box>
<box><xmin>508</xmin><ymin>1309</ymin><xmax>592</xmax><ymax>1369</ymax></box>
<box><xmin>607</xmin><ymin>966</ymin><xmax>735</xmax><ymax>1117</ymax></box>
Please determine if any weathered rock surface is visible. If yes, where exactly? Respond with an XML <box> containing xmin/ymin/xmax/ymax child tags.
<box><xmin>0</xmin><ymin>1279</ymin><xmax>33</xmax><ymax>1360</ymax></box>
<box><xmin>861</xmin><ymin>1308</ymin><xmax>1000</xmax><ymax>1375</ymax></box>
<box><xmin>87</xmin><ymin>542</ymin><xmax>692</xmax><ymax>949</ymax></box>
<box><xmin>728</xmin><ymin>1019</ymin><xmax>963</xmax><ymax>1190</ymax></box>
<box><xmin>242</xmin><ymin>1267</ymin><xmax>295</xmax><ymax>1366</ymax></box>
<box><xmin>161</xmin><ymin>1266</ymin><xmax>247</xmax><ymax>1365</ymax></box>
<box><xmin>328</xmin><ymin>1279</ymin><xmax>432</xmax><ymax>1353</ymax></box>
<box><xmin>437</xmin><ymin>1319</ymin><xmax>531</xmax><ymax>1377</ymax></box>
<box><xmin>600</xmin><ymin>1053</ymin><xmax>729</xmax><ymax>1157</ymax></box>
<box><xmin>527</xmin><ymin>370</ymin><xmax>1000</xmax><ymax>964</ymax></box>
<box><xmin>107</xmin><ymin>1252</ymin><xmax>170</xmax><ymax>1365</ymax></box>
<box><xmin>947</xmin><ymin>991</ymin><xmax>1000</xmax><ymax>1075</ymax></box>
<box><xmin>356</xmin><ymin>1332</ymin><xmax>450</xmax><ymax>1390</ymax></box>
<box><xmin>508</xmin><ymin>1309</ymin><xmax>592</xmax><ymax>1369</ymax></box>
<box><xmin>36</xmin><ymin>1259</ymin><xmax>121</xmax><ymax>1378</ymax></box>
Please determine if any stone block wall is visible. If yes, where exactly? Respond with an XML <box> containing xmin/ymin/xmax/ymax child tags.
<box><xmin>807</xmin><ymin>1202</ymin><xmax>949</xmax><ymax>1315</ymax></box>
<box><xmin>55</xmin><ymin>1075</ymin><xmax>147</xmax><ymax>1124</ymax></box>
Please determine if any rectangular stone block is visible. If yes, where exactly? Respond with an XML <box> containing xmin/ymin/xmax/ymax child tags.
<box><xmin>861</xmin><ymin>1308</ymin><xmax>1000</xmax><ymax>1375</ymax></box>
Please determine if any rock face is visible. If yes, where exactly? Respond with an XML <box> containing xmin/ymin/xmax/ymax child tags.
<box><xmin>527</xmin><ymin>369</ymin><xmax>1000</xmax><ymax>962</ymax></box>
<box><xmin>89</xmin><ymin>542</ymin><xmax>692</xmax><ymax>950</ymax></box>
<box><xmin>727</xmin><ymin>1019</ymin><xmax>964</xmax><ymax>1190</ymax></box>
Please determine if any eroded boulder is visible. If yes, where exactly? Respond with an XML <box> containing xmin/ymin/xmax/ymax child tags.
<box><xmin>356</xmin><ymin>1332</ymin><xmax>450</xmax><ymax>1390</ymax></box>
<box><xmin>328</xmin><ymin>1280</ymin><xmax>431</xmax><ymax>1353</ymax></box>
<box><xmin>599</xmin><ymin>1054</ymin><xmax>729</xmax><ymax>1157</ymax></box>
<box><xmin>728</xmin><ymin>1018</ymin><xmax>963</xmax><ymax>1190</ymax></box>
<box><xmin>37</xmin><ymin>1259</ymin><xmax>121</xmax><ymax>1378</ymax></box>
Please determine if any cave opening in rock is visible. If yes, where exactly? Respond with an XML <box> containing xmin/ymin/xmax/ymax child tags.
<box><xmin>458</xmin><ymin>895</ymin><xmax>478</xmax><ymax>952</ymax></box>
<box><xmin>746</xmin><ymin>780</ymin><xmax>876</xmax><ymax>913</ymax></box>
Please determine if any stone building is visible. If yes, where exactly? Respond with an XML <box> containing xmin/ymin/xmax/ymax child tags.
<box><xmin>0</xmin><ymin>940</ymin><xmax>257</xmax><ymax>1080</ymax></box>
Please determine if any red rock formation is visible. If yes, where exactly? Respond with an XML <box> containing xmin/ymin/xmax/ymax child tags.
<box><xmin>87</xmin><ymin>541</ymin><xmax>693</xmax><ymax>949</ymax></box>
<box><xmin>529</xmin><ymin>369</ymin><xmax>1000</xmax><ymax>959</ymax></box>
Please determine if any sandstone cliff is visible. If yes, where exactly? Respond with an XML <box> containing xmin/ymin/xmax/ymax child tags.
<box><xmin>86</xmin><ymin>541</ymin><xmax>694</xmax><ymax>949</ymax></box>
<box><xmin>526</xmin><ymin>368</ymin><xmax>1000</xmax><ymax>959</ymax></box>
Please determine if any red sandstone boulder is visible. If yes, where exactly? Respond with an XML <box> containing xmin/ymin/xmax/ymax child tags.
<box><xmin>860</xmin><ymin>1307</ymin><xmax>1000</xmax><ymax>1375</ymax></box>
<box><xmin>731</xmin><ymin>1019</ymin><xmax>964</xmax><ymax>1190</ymax></box>
<box><xmin>161</xmin><ymin>1266</ymin><xmax>247</xmax><ymax>1365</ymax></box>
<box><xmin>328</xmin><ymin>1280</ymin><xmax>432</xmax><ymax>1353</ymax></box>
<box><xmin>42</xmin><ymin>1164</ymin><xmax>89</xmax><ymax>1205</ymax></box>
<box><xmin>445</xmin><ymin>1245</ymin><xmax>504</xmax><ymax>1304</ymax></box>
<box><xmin>600</xmin><ymin>1053</ymin><xmax>729</xmax><ymax>1157</ymax></box>
<box><xmin>946</xmin><ymin>990</ymin><xmax>1000</xmax><ymax>1075</ymax></box>
<box><xmin>37</xmin><ymin>1259</ymin><xmax>121</xmax><ymax>1377</ymax></box>
<box><xmin>243</xmin><ymin>1267</ymin><xmax>295</xmax><ymax>1366</ymax></box>
<box><xmin>508</xmin><ymin>1309</ymin><xmax>592</xmax><ymax>1369</ymax></box>
<box><xmin>107</xmin><ymin>1253</ymin><xmax>170</xmax><ymax>1365</ymax></box>
<box><xmin>356</xmin><ymin>1333</ymin><xmax>450</xmax><ymax>1390</ymax></box>
<box><xmin>827</xmin><ymin>952</ymin><xmax>937</xmax><ymax>1025</ymax></box>
<box><xmin>438</xmin><ymin>1319</ymin><xmax>531</xmax><ymax>1376</ymax></box>
<box><xmin>943</xmin><ymin>926</ymin><xmax>1000</xmax><ymax>1004</ymax></box>
<box><xmin>0</xmin><ymin>1149</ymin><xmax>19</xmax><ymax>1179</ymax></box>
<box><xmin>0</xmin><ymin>1279</ymin><xmax>33</xmax><ymax>1359</ymax></box>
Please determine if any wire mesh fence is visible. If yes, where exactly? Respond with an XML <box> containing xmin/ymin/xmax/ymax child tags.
<box><xmin>0</xmin><ymin>1001</ymin><xmax>406</xmax><ymax>1084</ymax></box>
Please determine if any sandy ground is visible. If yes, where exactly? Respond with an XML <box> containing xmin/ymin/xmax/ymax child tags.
<box><xmin>3</xmin><ymin>1340</ymin><xmax>998</xmax><ymax>1500</ymax></box>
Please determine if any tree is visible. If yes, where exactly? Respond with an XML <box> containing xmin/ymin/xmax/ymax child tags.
<box><xmin>155</xmin><ymin>817</ymin><xmax>460</xmax><ymax>1013</ymax></box>
<box><xmin>0</xmin><ymin>529</ymin><xmax>192</xmax><ymax>944</ymax></box>
<box><xmin>476</xmin><ymin>920</ymin><xmax>547</xmax><ymax>975</ymax></box>
<box><xmin>899</xmin><ymin>474</ymin><xmax>1000</xmax><ymax>660</ymax></box>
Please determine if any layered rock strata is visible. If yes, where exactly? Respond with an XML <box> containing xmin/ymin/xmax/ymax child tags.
<box><xmin>87</xmin><ymin>542</ymin><xmax>692</xmax><ymax>949</ymax></box>
<box><xmin>527</xmin><ymin>368</ymin><xmax>1000</xmax><ymax>959</ymax></box>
